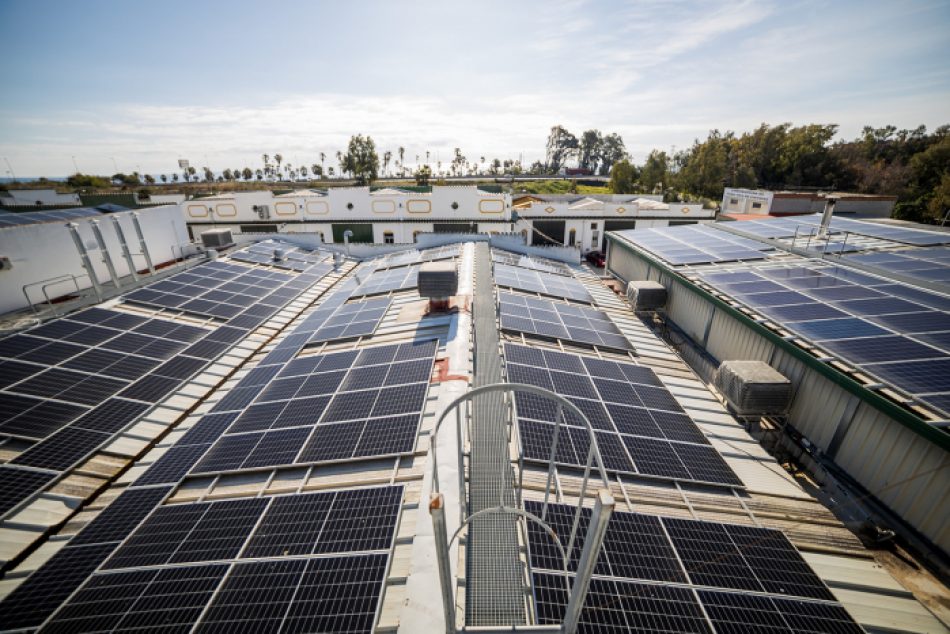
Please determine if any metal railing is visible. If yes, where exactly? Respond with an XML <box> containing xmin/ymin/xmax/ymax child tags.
<box><xmin>22</xmin><ymin>273</ymin><xmax>90</xmax><ymax>313</ymax></box>
<box><xmin>429</xmin><ymin>382</ymin><xmax>615</xmax><ymax>634</ymax></box>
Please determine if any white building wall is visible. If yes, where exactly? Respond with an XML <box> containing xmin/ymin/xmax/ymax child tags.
<box><xmin>0</xmin><ymin>206</ymin><xmax>188</xmax><ymax>314</ymax></box>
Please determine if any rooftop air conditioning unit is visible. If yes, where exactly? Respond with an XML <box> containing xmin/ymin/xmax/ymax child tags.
<box><xmin>626</xmin><ymin>280</ymin><xmax>667</xmax><ymax>311</ymax></box>
<box><xmin>200</xmin><ymin>228</ymin><xmax>234</xmax><ymax>250</ymax></box>
<box><xmin>418</xmin><ymin>261</ymin><xmax>458</xmax><ymax>311</ymax></box>
<box><xmin>714</xmin><ymin>360</ymin><xmax>792</xmax><ymax>417</ymax></box>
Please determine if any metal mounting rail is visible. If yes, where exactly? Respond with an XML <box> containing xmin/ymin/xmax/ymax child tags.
<box><xmin>430</xmin><ymin>382</ymin><xmax>615</xmax><ymax>634</ymax></box>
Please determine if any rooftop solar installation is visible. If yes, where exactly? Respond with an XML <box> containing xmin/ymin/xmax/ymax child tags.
<box><xmin>526</xmin><ymin>501</ymin><xmax>862</xmax><ymax>633</ymax></box>
<box><xmin>506</xmin><ymin>343</ymin><xmax>741</xmax><ymax>487</ymax></box>
<box><xmin>490</xmin><ymin>249</ymin><xmax>574</xmax><ymax>276</ymax></box>
<box><xmin>352</xmin><ymin>264</ymin><xmax>420</xmax><ymax>297</ymax></box>
<box><xmin>699</xmin><ymin>264</ymin><xmax>950</xmax><ymax>416</ymax></box>
<box><xmin>373</xmin><ymin>243</ymin><xmax>461</xmax><ymax>270</ymax></box>
<box><xmin>307</xmin><ymin>296</ymin><xmax>391</xmax><ymax>343</ymax></box>
<box><xmin>494</xmin><ymin>263</ymin><xmax>594</xmax><ymax>303</ymax></box>
<box><xmin>614</xmin><ymin>224</ymin><xmax>775</xmax><ymax>265</ymax></box>
<box><xmin>498</xmin><ymin>292</ymin><xmax>633</xmax><ymax>351</ymax></box>
<box><xmin>845</xmin><ymin>247</ymin><xmax>950</xmax><ymax>285</ymax></box>
<box><xmin>123</xmin><ymin>260</ymin><xmax>297</xmax><ymax>319</ymax></box>
<box><xmin>0</xmin><ymin>253</ymin><xmax>334</xmax><ymax>521</ymax></box>
<box><xmin>190</xmin><ymin>339</ymin><xmax>436</xmax><ymax>474</ymax></box>
<box><xmin>0</xmin><ymin>207</ymin><xmax>105</xmax><ymax>227</ymax></box>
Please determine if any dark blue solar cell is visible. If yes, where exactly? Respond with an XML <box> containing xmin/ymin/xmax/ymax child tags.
<box><xmin>759</xmin><ymin>303</ymin><xmax>850</xmax><ymax>322</ymax></box>
<box><xmin>822</xmin><ymin>335</ymin><xmax>945</xmax><ymax>363</ymax></box>
<box><xmin>719</xmin><ymin>281</ymin><xmax>787</xmax><ymax>295</ymax></box>
<box><xmin>872</xmin><ymin>311</ymin><xmax>950</xmax><ymax>333</ymax></box>
<box><xmin>872</xmin><ymin>284</ymin><xmax>950</xmax><ymax>311</ymax></box>
<box><xmin>806</xmin><ymin>285</ymin><xmax>886</xmax><ymax>301</ymax></box>
<box><xmin>788</xmin><ymin>318</ymin><xmax>891</xmax><ymax>341</ymax></box>
<box><xmin>863</xmin><ymin>358</ymin><xmax>950</xmax><ymax>394</ymax></box>
<box><xmin>835</xmin><ymin>297</ymin><xmax>928</xmax><ymax>316</ymax></box>
<box><xmin>740</xmin><ymin>291</ymin><xmax>812</xmax><ymax>307</ymax></box>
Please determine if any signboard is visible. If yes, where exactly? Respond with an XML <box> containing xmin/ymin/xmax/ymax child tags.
<box><xmin>178</xmin><ymin>159</ymin><xmax>190</xmax><ymax>169</ymax></box>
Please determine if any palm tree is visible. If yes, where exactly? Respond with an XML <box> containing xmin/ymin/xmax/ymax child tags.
<box><xmin>300</xmin><ymin>165</ymin><xmax>308</xmax><ymax>179</ymax></box>
<box><xmin>336</xmin><ymin>151</ymin><xmax>344</xmax><ymax>177</ymax></box>
<box><xmin>160</xmin><ymin>174</ymin><xmax>167</xmax><ymax>183</ymax></box>
<box><xmin>274</xmin><ymin>153</ymin><xmax>283</xmax><ymax>176</ymax></box>
<box><xmin>383</xmin><ymin>151</ymin><xmax>392</xmax><ymax>176</ymax></box>
<box><xmin>426</xmin><ymin>150</ymin><xmax>430</xmax><ymax>165</ymax></box>
<box><xmin>172</xmin><ymin>173</ymin><xmax>179</xmax><ymax>183</ymax></box>
<box><xmin>262</xmin><ymin>154</ymin><xmax>269</xmax><ymax>169</ymax></box>
<box><xmin>398</xmin><ymin>147</ymin><xmax>405</xmax><ymax>172</ymax></box>
<box><xmin>319</xmin><ymin>152</ymin><xmax>326</xmax><ymax>172</ymax></box>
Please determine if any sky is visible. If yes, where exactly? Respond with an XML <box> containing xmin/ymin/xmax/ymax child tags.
<box><xmin>0</xmin><ymin>0</ymin><xmax>948</xmax><ymax>177</ymax></box>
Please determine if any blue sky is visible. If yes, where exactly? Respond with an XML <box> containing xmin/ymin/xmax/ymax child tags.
<box><xmin>1</xmin><ymin>0</ymin><xmax>948</xmax><ymax>177</ymax></box>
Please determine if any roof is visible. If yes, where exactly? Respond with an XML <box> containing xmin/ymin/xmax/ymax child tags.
<box><xmin>0</xmin><ymin>235</ymin><xmax>943</xmax><ymax>632</ymax></box>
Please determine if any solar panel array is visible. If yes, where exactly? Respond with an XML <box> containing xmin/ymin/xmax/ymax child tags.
<box><xmin>527</xmin><ymin>502</ymin><xmax>861</xmax><ymax>634</ymax></box>
<box><xmin>231</xmin><ymin>240</ymin><xmax>331</xmax><ymax>271</ymax></box>
<box><xmin>726</xmin><ymin>214</ymin><xmax>950</xmax><ymax>246</ymax></box>
<box><xmin>491</xmin><ymin>250</ymin><xmax>574</xmax><ymax>276</ymax></box>
<box><xmin>124</xmin><ymin>260</ymin><xmax>301</xmax><ymax>319</ymax></box>
<box><xmin>615</xmin><ymin>224</ymin><xmax>775</xmax><ymax>265</ymax></box>
<box><xmin>498</xmin><ymin>292</ymin><xmax>633</xmax><ymax>351</ymax></box>
<box><xmin>494</xmin><ymin>263</ymin><xmax>593</xmax><ymax>303</ymax></box>
<box><xmin>845</xmin><ymin>247</ymin><xmax>950</xmax><ymax>285</ymax></box>
<box><xmin>700</xmin><ymin>265</ymin><xmax>950</xmax><ymax>415</ymax></box>
<box><xmin>189</xmin><ymin>339</ymin><xmax>435</xmax><ymax>474</ymax></box>
<box><xmin>352</xmin><ymin>264</ymin><xmax>420</xmax><ymax>297</ymax></box>
<box><xmin>0</xmin><ymin>207</ymin><xmax>105</xmax><ymax>227</ymax></box>
<box><xmin>373</xmin><ymin>244</ymin><xmax>462</xmax><ymax>270</ymax></box>
<box><xmin>3</xmin><ymin>485</ymin><xmax>402</xmax><ymax>633</ymax></box>
<box><xmin>0</xmin><ymin>251</ymin><xmax>332</xmax><ymax>519</ymax></box>
<box><xmin>307</xmin><ymin>296</ymin><xmax>391</xmax><ymax>343</ymax></box>
<box><xmin>506</xmin><ymin>344</ymin><xmax>741</xmax><ymax>487</ymax></box>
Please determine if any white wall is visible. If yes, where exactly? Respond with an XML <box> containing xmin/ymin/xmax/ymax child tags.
<box><xmin>0</xmin><ymin>206</ymin><xmax>189</xmax><ymax>315</ymax></box>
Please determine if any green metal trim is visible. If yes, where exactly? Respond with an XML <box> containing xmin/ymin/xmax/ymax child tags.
<box><xmin>606</xmin><ymin>233</ymin><xmax>950</xmax><ymax>452</ymax></box>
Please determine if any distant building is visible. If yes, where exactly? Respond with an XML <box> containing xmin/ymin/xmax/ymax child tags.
<box><xmin>0</xmin><ymin>188</ymin><xmax>81</xmax><ymax>207</ymax></box>
<box><xmin>177</xmin><ymin>187</ymin><xmax>715</xmax><ymax>251</ymax></box>
<box><xmin>721</xmin><ymin>187</ymin><xmax>896</xmax><ymax>218</ymax></box>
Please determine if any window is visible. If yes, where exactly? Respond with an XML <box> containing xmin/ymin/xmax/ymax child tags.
<box><xmin>590</xmin><ymin>222</ymin><xmax>598</xmax><ymax>230</ymax></box>
<box><xmin>383</xmin><ymin>231</ymin><xmax>395</xmax><ymax>244</ymax></box>
<box><xmin>751</xmin><ymin>202</ymin><xmax>763</xmax><ymax>209</ymax></box>
<box><xmin>591</xmin><ymin>231</ymin><xmax>600</xmax><ymax>249</ymax></box>
<box><xmin>568</xmin><ymin>228</ymin><xmax>577</xmax><ymax>246</ymax></box>
<box><xmin>729</xmin><ymin>198</ymin><xmax>739</xmax><ymax>205</ymax></box>
<box><xmin>240</xmin><ymin>224</ymin><xmax>278</xmax><ymax>233</ymax></box>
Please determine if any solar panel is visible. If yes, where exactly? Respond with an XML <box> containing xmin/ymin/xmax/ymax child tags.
<box><xmin>352</xmin><ymin>265</ymin><xmax>419</xmax><ymax>297</ymax></box>
<box><xmin>614</xmin><ymin>224</ymin><xmax>774</xmax><ymax>265</ymax></box>
<box><xmin>308</xmin><ymin>297</ymin><xmax>391</xmax><ymax>343</ymax></box>
<box><xmin>526</xmin><ymin>501</ymin><xmax>856</xmax><ymax>632</ymax></box>
<box><xmin>491</xmin><ymin>249</ymin><xmax>574</xmax><ymax>276</ymax></box>
<box><xmin>0</xmin><ymin>465</ymin><xmax>56</xmax><ymax>516</ymax></box>
<box><xmin>11</xmin><ymin>426</ymin><xmax>111</xmax><ymax>471</ymax></box>
<box><xmin>697</xmin><ymin>263</ymin><xmax>950</xmax><ymax>414</ymax></box>
<box><xmin>373</xmin><ymin>244</ymin><xmax>462</xmax><ymax>270</ymax></box>
<box><xmin>0</xmin><ymin>394</ymin><xmax>88</xmax><ymax>439</ymax></box>
<box><xmin>499</xmin><ymin>293</ymin><xmax>633</xmax><ymax>351</ymax></box>
<box><xmin>69</xmin><ymin>486</ymin><xmax>172</xmax><ymax>546</ymax></box>
<box><xmin>506</xmin><ymin>344</ymin><xmax>740</xmax><ymax>487</ymax></box>
<box><xmin>494</xmin><ymin>263</ymin><xmax>593</xmax><ymax>303</ymax></box>
<box><xmin>44</xmin><ymin>564</ymin><xmax>229</xmax><ymax>633</ymax></box>
<box><xmin>0</xmin><ymin>542</ymin><xmax>117</xmax><ymax>630</ymax></box>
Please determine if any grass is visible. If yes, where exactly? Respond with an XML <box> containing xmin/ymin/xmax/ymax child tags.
<box><xmin>510</xmin><ymin>180</ymin><xmax>612</xmax><ymax>195</ymax></box>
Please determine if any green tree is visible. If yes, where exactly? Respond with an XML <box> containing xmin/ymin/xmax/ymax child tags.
<box><xmin>160</xmin><ymin>174</ymin><xmax>167</xmax><ymax>183</ymax></box>
<box><xmin>222</xmin><ymin>168</ymin><xmax>233</xmax><ymax>181</ymax></box>
<box><xmin>608</xmin><ymin>160</ymin><xmax>638</xmax><ymax>194</ymax></box>
<box><xmin>578</xmin><ymin>129</ymin><xmax>603</xmax><ymax>172</ymax></box>
<box><xmin>273</xmin><ymin>154</ymin><xmax>283</xmax><ymax>176</ymax></box>
<box><xmin>598</xmin><ymin>133</ymin><xmax>628</xmax><ymax>176</ymax></box>
<box><xmin>242</xmin><ymin>167</ymin><xmax>253</xmax><ymax>180</ymax></box>
<box><xmin>545</xmin><ymin>125</ymin><xmax>578</xmax><ymax>173</ymax></box>
<box><xmin>639</xmin><ymin>150</ymin><xmax>669</xmax><ymax>193</ymax></box>
<box><xmin>341</xmin><ymin>134</ymin><xmax>380</xmax><ymax>185</ymax></box>
<box><xmin>415</xmin><ymin>164</ymin><xmax>431</xmax><ymax>186</ymax></box>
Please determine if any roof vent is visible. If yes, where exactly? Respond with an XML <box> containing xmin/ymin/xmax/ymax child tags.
<box><xmin>418</xmin><ymin>261</ymin><xmax>458</xmax><ymax>311</ymax></box>
<box><xmin>626</xmin><ymin>280</ymin><xmax>667</xmax><ymax>311</ymax></box>
<box><xmin>714</xmin><ymin>360</ymin><xmax>792</xmax><ymax>417</ymax></box>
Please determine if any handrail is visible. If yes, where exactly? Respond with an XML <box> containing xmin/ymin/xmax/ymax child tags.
<box><xmin>22</xmin><ymin>273</ymin><xmax>88</xmax><ymax>313</ymax></box>
<box><xmin>429</xmin><ymin>382</ymin><xmax>614</xmax><ymax>634</ymax></box>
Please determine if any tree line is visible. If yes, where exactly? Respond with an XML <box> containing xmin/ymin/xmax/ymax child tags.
<box><xmin>606</xmin><ymin>123</ymin><xmax>949</xmax><ymax>223</ymax></box>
